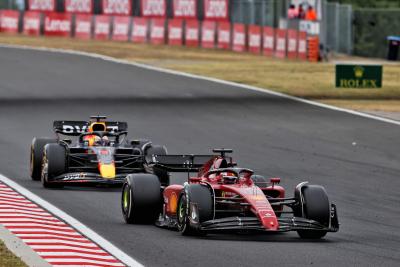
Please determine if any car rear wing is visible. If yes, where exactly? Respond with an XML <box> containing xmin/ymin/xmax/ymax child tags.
<box><xmin>151</xmin><ymin>154</ymin><xmax>217</xmax><ymax>172</ymax></box>
<box><xmin>53</xmin><ymin>121</ymin><xmax>128</xmax><ymax>136</ymax></box>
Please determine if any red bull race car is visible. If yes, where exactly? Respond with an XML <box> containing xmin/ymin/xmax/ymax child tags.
<box><xmin>30</xmin><ymin>116</ymin><xmax>168</xmax><ymax>188</ymax></box>
<box><xmin>121</xmin><ymin>149</ymin><xmax>339</xmax><ymax>239</ymax></box>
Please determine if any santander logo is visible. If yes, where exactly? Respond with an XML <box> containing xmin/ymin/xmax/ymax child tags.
<box><xmin>76</xmin><ymin>21</ymin><xmax>90</xmax><ymax>33</ymax></box>
<box><xmin>143</xmin><ymin>0</ymin><xmax>165</xmax><ymax>16</ymax></box>
<box><xmin>174</xmin><ymin>0</ymin><xmax>195</xmax><ymax>17</ymax></box>
<box><xmin>1</xmin><ymin>17</ymin><xmax>18</xmax><ymax>29</ymax></box>
<box><xmin>205</xmin><ymin>0</ymin><xmax>227</xmax><ymax>18</ymax></box>
<box><xmin>24</xmin><ymin>18</ymin><xmax>40</xmax><ymax>30</ymax></box>
<box><xmin>45</xmin><ymin>17</ymin><xmax>70</xmax><ymax>32</ymax></box>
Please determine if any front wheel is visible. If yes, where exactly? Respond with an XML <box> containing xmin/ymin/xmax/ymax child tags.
<box><xmin>177</xmin><ymin>184</ymin><xmax>213</xmax><ymax>236</ymax></box>
<box><xmin>297</xmin><ymin>185</ymin><xmax>330</xmax><ymax>239</ymax></box>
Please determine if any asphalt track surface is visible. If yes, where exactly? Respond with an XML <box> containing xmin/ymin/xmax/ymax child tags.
<box><xmin>0</xmin><ymin>47</ymin><xmax>399</xmax><ymax>267</ymax></box>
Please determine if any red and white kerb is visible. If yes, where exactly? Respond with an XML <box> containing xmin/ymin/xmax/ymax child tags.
<box><xmin>0</xmin><ymin>182</ymin><xmax>125</xmax><ymax>267</ymax></box>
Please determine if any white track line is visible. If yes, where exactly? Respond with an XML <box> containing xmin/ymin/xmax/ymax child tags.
<box><xmin>0</xmin><ymin>174</ymin><xmax>143</xmax><ymax>267</ymax></box>
<box><xmin>0</xmin><ymin>43</ymin><xmax>398</xmax><ymax>126</ymax></box>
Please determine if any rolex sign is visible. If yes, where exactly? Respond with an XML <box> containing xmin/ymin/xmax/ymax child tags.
<box><xmin>336</xmin><ymin>64</ymin><xmax>382</xmax><ymax>88</ymax></box>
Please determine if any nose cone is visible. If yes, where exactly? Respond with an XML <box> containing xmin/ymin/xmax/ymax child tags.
<box><xmin>99</xmin><ymin>163</ymin><xmax>116</xmax><ymax>179</ymax></box>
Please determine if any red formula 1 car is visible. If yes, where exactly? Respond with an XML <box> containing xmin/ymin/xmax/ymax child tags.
<box><xmin>121</xmin><ymin>149</ymin><xmax>339</xmax><ymax>239</ymax></box>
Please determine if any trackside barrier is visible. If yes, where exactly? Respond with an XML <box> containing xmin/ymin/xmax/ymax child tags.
<box><xmin>0</xmin><ymin>9</ymin><xmax>313</xmax><ymax>61</ymax></box>
<box><xmin>65</xmin><ymin>0</ymin><xmax>93</xmax><ymax>14</ymax></box>
<box><xmin>141</xmin><ymin>0</ymin><xmax>167</xmax><ymax>18</ymax></box>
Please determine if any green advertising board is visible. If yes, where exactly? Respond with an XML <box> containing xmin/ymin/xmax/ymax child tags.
<box><xmin>336</xmin><ymin>64</ymin><xmax>383</xmax><ymax>88</ymax></box>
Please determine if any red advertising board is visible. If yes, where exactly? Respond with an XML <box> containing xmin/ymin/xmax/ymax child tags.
<box><xmin>0</xmin><ymin>10</ymin><xmax>19</xmax><ymax>33</ymax></box>
<box><xmin>173</xmin><ymin>0</ymin><xmax>197</xmax><ymax>19</ymax></box>
<box><xmin>185</xmin><ymin>19</ymin><xmax>199</xmax><ymax>47</ymax></box>
<box><xmin>102</xmin><ymin>0</ymin><xmax>131</xmax><ymax>15</ymax></box>
<box><xmin>204</xmin><ymin>0</ymin><xmax>229</xmax><ymax>21</ymax></box>
<box><xmin>28</xmin><ymin>0</ymin><xmax>56</xmax><ymax>12</ymax></box>
<box><xmin>217</xmin><ymin>21</ymin><xmax>230</xmax><ymax>49</ymax></box>
<box><xmin>112</xmin><ymin>16</ymin><xmax>130</xmax><ymax>41</ymax></box>
<box><xmin>201</xmin><ymin>20</ymin><xmax>216</xmax><ymax>48</ymax></box>
<box><xmin>168</xmin><ymin>19</ymin><xmax>183</xmax><ymax>46</ymax></box>
<box><xmin>94</xmin><ymin>15</ymin><xmax>111</xmax><ymax>40</ymax></box>
<box><xmin>44</xmin><ymin>12</ymin><xmax>71</xmax><ymax>36</ymax></box>
<box><xmin>275</xmin><ymin>28</ymin><xmax>287</xmax><ymax>59</ymax></box>
<box><xmin>263</xmin><ymin>26</ymin><xmax>274</xmax><ymax>56</ymax></box>
<box><xmin>131</xmin><ymin>17</ymin><xmax>148</xmax><ymax>43</ymax></box>
<box><xmin>232</xmin><ymin>23</ymin><xmax>245</xmax><ymax>52</ymax></box>
<box><xmin>65</xmin><ymin>0</ymin><xmax>93</xmax><ymax>13</ymax></box>
<box><xmin>23</xmin><ymin>11</ymin><xmax>41</xmax><ymax>35</ymax></box>
<box><xmin>287</xmin><ymin>29</ymin><xmax>298</xmax><ymax>59</ymax></box>
<box><xmin>141</xmin><ymin>0</ymin><xmax>166</xmax><ymax>18</ymax></box>
<box><xmin>248</xmin><ymin>25</ymin><xmax>261</xmax><ymax>54</ymax></box>
<box><xmin>297</xmin><ymin>31</ymin><xmax>307</xmax><ymax>60</ymax></box>
<box><xmin>150</xmin><ymin>18</ymin><xmax>165</xmax><ymax>44</ymax></box>
<box><xmin>74</xmin><ymin>14</ymin><xmax>92</xmax><ymax>39</ymax></box>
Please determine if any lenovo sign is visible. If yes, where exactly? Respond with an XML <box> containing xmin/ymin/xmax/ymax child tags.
<box><xmin>28</xmin><ymin>0</ymin><xmax>55</xmax><ymax>11</ymax></box>
<box><xmin>204</xmin><ymin>0</ymin><xmax>228</xmax><ymax>21</ymax></box>
<box><xmin>65</xmin><ymin>0</ymin><xmax>93</xmax><ymax>14</ymax></box>
<box><xmin>102</xmin><ymin>0</ymin><xmax>131</xmax><ymax>15</ymax></box>
<box><xmin>173</xmin><ymin>0</ymin><xmax>196</xmax><ymax>19</ymax></box>
<box><xmin>0</xmin><ymin>10</ymin><xmax>19</xmax><ymax>33</ymax></box>
<box><xmin>141</xmin><ymin>0</ymin><xmax>166</xmax><ymax>18</ymax></box>
<box><xmin>44</xmin><ymin>13</ymin><xmax>71</xmax><ymax>36</ymax></box>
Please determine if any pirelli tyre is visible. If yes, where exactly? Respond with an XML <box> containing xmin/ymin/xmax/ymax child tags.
<box><xmin>145</xmin><ymin>145</ymin><xmax>170</xmax><ymax>186</ymax></box>
<box><xmin>297</xmin><ymin>185</ymin><xmax>330</xmax><ymax>239</ymax></box>
<box><xmin>121</xmin><ymin>174</ymin><xmax>161</xmax><ymax>224</ymax></box>
<box><xmin>177</xmin><ymin>184</ymin><xmax>213</xmax><ymax>236</ymax></box>
<box><xmin>30</xmin><ymin>137</ymin><xmax>57</xmax><ymax>180</ymax></box>
<box><xmin>41</xmin><ymin>144</ymin><xmax>66</xmax><ymax>188</ymax></box>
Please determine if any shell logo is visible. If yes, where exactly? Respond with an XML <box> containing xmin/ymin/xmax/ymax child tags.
<box><xmin>169</xmin><ymin>192</ymin><xmax>178</xmax><ymax>213</ymax></box>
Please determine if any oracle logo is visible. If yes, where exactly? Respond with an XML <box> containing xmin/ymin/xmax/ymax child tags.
<box><xmin>76</xmin><ymin>21</ymin><xmax>90</xmax><ymax>33</ymax></box>
<box><xmin>264</xmin><ymin>36</ymin><xmax>273</xmax><ymax>48</ymax></box>
<box><xmin>276</xmin><ymin>38</ymin><xmax>286</xmax><ymax>51</ymax></box>
<box><xmin>202</xmin><ymin>29</ymin><xmax>214</xmax><ymax>41</ymax></box>
<box><xmin>45</xmin><ymin>18</ymin><xmax>70</xmax><ymax>32</ymax></box>
<box><xmin>298</xmin><ymin>40</ymin><xmax>306</xmax><ymax>52</ymax></box>
<box><xmin>174</xmin><ymin>0</ymin><xmax>195</xmax><ymax>17</ymax></box>
<box><xmin>25</xmin><ymin>18</ymin><xmax>40</xmax><ymax>30</ymax></box>
<box><xmin>103</xmin><ymin>0</ymin><xmax>130</xmax><ymax>15</ymax></box>
<box><xmin>169</xmin><ymin>27</ymin><xmax>181</xmax><ymax>39</ymax></box>
<box><xmin>114</xmin><ymin>23</ymin><xmax>128</xmax><ymax>35</ymax></box>
<box><xmin>65</xmin><ymin>0</ymin><xmax>92</xmax><ymax>13</ymax></box>
<box><xmin>1</xmin><ymin>17</ymin><xmax>18</xmax><ymax>29</ymax></box>
<box><xmin>233</xmin><ymin>32</ymin><xmax>244</xmax><ymax>45</ymax></box>
<box><xmin>205</xmin><ymin>0</ymin><xmax>227</xmax><ymax>18</ymax></box>
<box><xmin>219</xmin><ymin>30</ymin><xmax>229</xmax><ymax>42</ymax></box>
<box><xmin>133</xmin><ymin>25</ymin><xmax>146</xmax><ymax>36</ymax></box>
<box><xmin>288</xmin><ymin>39</ymin><xmax>296</xmax><ymax>51</ymax></box>
<box><xmin>151</xmin><ymin>26</ymin><xmax>164</xmax><ymax>37</ymax></box>
<box><xmin>249</xmin><ymin>34</ymin><xmax>260</xmax><ymax>47</ymax></box>
<box><xmin>143</xmin><ymin>0</ymin><xmax>165</xmax><ymax>16</ymax></box>
<box><xmin>29</xmin><ymin>0</ymin><xmax>54</xmax><ymax>11</ymax></box>
<box><xmin>95</xmin><ymin>23</ymin><xmax>109</xmax><ymax>34</ymax></box>
<box><xmin>186</xmin><ymin>28</ymin><xmax>197</xmax><ymax>39</ymax></box>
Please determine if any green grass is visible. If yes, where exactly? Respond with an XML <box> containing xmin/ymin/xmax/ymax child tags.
<box><xmin>0</xmin><ymin>240</ymin><xmax>27</xmax><ymax>267</ymax></box>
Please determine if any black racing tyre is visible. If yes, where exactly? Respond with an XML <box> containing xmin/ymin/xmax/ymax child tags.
<box><xmin>177</xmin><ymin>184</ymin><xmax>213</xmax><ymax>236</ymax></box>
<box><xmin>250</xmin><ymin>175</ymin><xmax>268</xmax><ymax>188</ymax></box>
<box><xmin>41</xmin><ymin>144</ymin><xmax>66</xmax><ymax>189</ymax></box>
<box><xmin>145</xmin><ymin>145</ymin><xmax>170</xmax><ymax>186</ymax></box>
<box><xmin>297</xmin><ymin>185</ymin><xmax>330</xmax><ymax>239</ymax></box>
<box><xmin>121</xmin><ymin>174</ymin><xmax>161</xmax><ymax>224</ymax></box>
<box><xmin>30</xmin><ymin>137</ymin><xmax>57</xmax><ymax>180</ymax></box>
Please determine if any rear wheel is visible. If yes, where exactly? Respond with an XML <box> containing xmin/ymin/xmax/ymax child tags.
<box><xmin>177</xmin><ymin>184</ymin><xmax>213</xmax><ymax>236</ymax></box>
<box><xmin>121</xmin><ymin>174</ymin><xmax>161</xmax><ymax>224</ymax></box>
<box><xmin>30</xmin><ymin>137</ymin><xmax>57</xmax><ymax>180</ymax></box>
<box><xmin>41</xmin><ymin>144</ymin><xmax>66</xmax><ymax>189</ymax></box>
<box><xmin>297</xmin><ymin>185</ymin><xmax>330</xmax><ymax>239</ymax></box>
<box><xmin>145</xmin><ymin>145</ymin><xmax>170</xmax><ymax>186</ymax></box>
